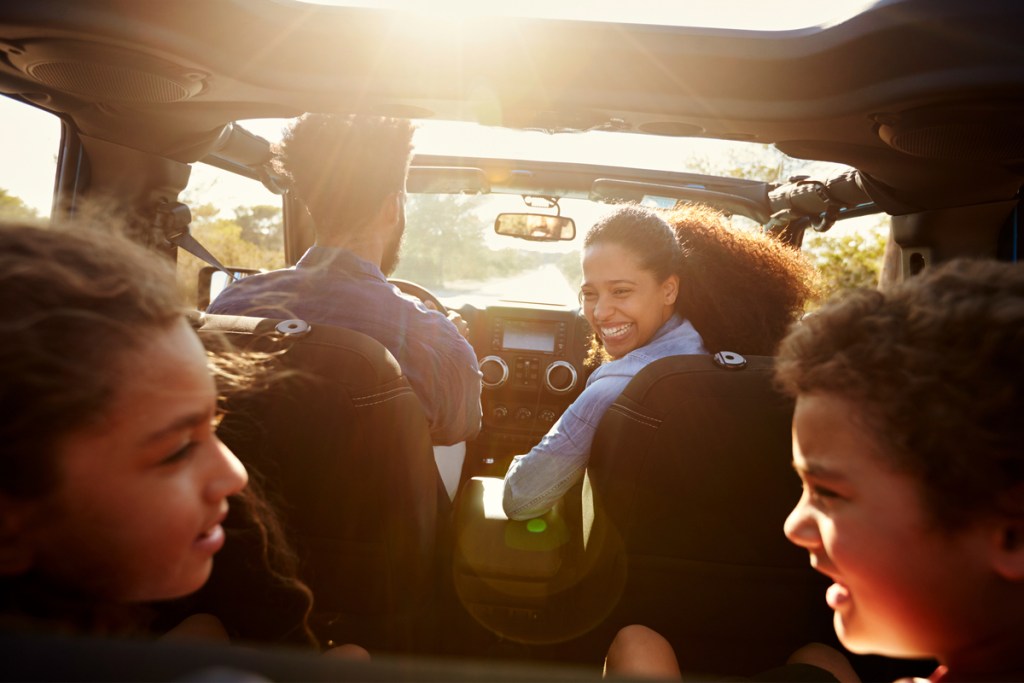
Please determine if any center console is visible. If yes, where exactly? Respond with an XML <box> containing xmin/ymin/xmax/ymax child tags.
<box><xmin>465</xmin><ymin>303</ymin><xmax>589</xmax><ymax>477</ymax></box>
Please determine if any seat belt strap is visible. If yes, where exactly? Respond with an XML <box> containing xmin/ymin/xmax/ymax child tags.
<box><xmin>155</xmin><ymin>201</ymin><xmax>238</xmax><ymax>283</ymax></box>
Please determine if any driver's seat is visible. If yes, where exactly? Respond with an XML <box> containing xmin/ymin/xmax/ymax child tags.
<box><xmin>194</xmin><ymin>313</ymin><xmax>449</xmax><ymax>652</ymax></box>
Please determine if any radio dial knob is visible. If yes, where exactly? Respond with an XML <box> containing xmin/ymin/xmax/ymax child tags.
<box><xmin>492</xmin><ymin>405</ymin><xmax>509</xmax><ymax>420</ymax></box>
<box><xmin>515</xmin><ymin>407</ymin><xmax>533</xmax><ymax>421</ymax></box>
<box><xmin>544</xmin><ymin>360</ymin><xmax>578</xmax><ymax>394</ymax></box>
<box><xmin>479</xmin><ymin>355</ymin><xmax>509</xmax><ymax>389</ymax></box>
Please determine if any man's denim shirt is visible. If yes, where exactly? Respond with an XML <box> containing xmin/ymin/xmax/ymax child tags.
<box><xmin>502</xmin><ymin>314</ymin><xmax>705</xmax><ymax>520</ymax></box>
<box><xmin>207</xmin><ymin>245</ymin><xmax>482</xmax><ymax>445</ymax></box>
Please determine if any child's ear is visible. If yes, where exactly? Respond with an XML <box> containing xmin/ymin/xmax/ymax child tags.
<box><xmin>990</xmin><ymin>516</ymin><xmax>1024</xmax><ymax>581</ymax></box>
<box><xmin>0</xmin><ymin>497</ymin><xmax>37</xmax><ymax>576</ymax></box>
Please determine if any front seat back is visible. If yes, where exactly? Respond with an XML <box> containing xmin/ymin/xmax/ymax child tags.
<box><xmin>195</xmin><ymin>314</ymin><xmax>448</xmax><ymax>652</ymax></box>
<box><xmin>580</xmin><ymin>353</ymin><xmax>834</xmax><ymax>676</ymax></box>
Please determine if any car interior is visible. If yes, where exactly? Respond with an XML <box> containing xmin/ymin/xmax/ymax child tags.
<box><xmin>2</xmin><ymin>0</ymin><xmax>1023</xmax><ymax>680</ymax></box>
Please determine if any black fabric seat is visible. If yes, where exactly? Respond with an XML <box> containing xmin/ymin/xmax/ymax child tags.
<box><xmin>574</xmin><ymin>353</ymin><xmax>835</xmax><ymax>677</ymax></box>
<box><xmin>194</xmin><ymin>314</ymin><xmax>450</xmax><ymax>653</ymax></box>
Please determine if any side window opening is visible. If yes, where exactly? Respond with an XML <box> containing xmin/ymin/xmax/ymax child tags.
<box><xmin>176</xmin><ymin>161</ymin><xmax>286</xmax><ymax>308</ymax></box>
<box><xmin>801</xmin><ymin>213</ymin><xmax>890</xmax><ymax>299</ymax></box>
<box><xmin>0</xmin><ymin>96</ymin><xmax>61</xmax><ymax>222</ymax></box>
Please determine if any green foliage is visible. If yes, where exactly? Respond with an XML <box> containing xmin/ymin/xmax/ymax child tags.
<box><xmin>556</xmin><ymin>249</ymin><xmax>582</xmax><ymax>292</ymax></box>
<box><xmin>4</xmin><ymin>158</ymin><xmax>890</xmax><ymax>312</ymax></box>
<box><xmin>233</xmin><ymin>204</ymin><xmax>283</xmax><ymax>248</ymax></box>
<box><xmin>0</xmin><ymin>188</ymin><xmax>40</xmax><ymax>222</ymax></box>
<box><xmin>176</xmin><ymin>205</ymin><xmax>285</xmax><ymax>308</ymax></box>
<box><xmin>191</xmin><ymin>218</ymin><xmax>283</xmax><ymax>270</ymax></box>
<box><xmin>395</xmin><ymin>193</ymin><xmax>543</xmax><ymax>288</ymax></box>
<box><xmin>803</xmin><ymin>219</ymin><xmax>888</xmax><ymax>300</ymax></box>
<box><xmin>684</xmin><ymin>151</ymin><xmax>890</xmax><ymax>301</ymax></box>
<box><xmin>188</xmin><ymin>202</ymin><xmax>221</xmax><ymax>223</ymax></box>
<box><xmin>687</xmin><ymin>147</ymin><xmax>788</xmax><ymax>183</ymax></box>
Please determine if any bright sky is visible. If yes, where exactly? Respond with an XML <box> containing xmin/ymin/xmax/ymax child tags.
<box><xmin>301</xmin><ymin>0</ymin><xmax>879</xmax><ymax>30</ymax></box>
<box><xmin>0</xmin><ymin>99</ymin><xmax>847</xmax><ymax>220</ymax></box>
<box><xmin>0</xmin><ymin>0</ymin><xmax>877</xmax><ymax>217</ymax></box>
<box><xmin>1</xmin><ymin>99</ymin><xmax>62</xmax><ymax>215</ymax></box>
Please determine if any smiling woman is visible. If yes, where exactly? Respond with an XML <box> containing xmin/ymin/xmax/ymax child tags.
<box><xmin>502</xmin><ymin>206</ymin><xmax>702</xmax><ymax>520</ymax></box>
<box><xmin>502</xmin><ymin>203</ymin><xmax>819</xmax><ymax>520</ymax></box>
<box><xmin>579</xmin><ymin>206</ymin><xmax>682</xmax><ymax>360</ymax></box>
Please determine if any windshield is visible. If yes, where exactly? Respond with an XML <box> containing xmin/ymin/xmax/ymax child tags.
<box><xmin>396</xmin><ymin>193</ymin><xmax>601</xmax><ymax>308</ymax></box>
<box><xmin>231</xmin><ymin>118</ymin><xmax>859</xmax><ymax>307</ymax></box>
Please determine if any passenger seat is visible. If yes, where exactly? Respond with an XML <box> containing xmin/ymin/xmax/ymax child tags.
<box><xmin>576</xmin><ymin>352</ymin><xmax>836</xmax><ymax>676</ymax></box>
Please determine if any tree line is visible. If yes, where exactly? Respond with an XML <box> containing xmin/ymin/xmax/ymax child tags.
<box><xmin>0</xmin><ymin>186</ymin><xmax>887</xmax><ymax>309</ymax></box>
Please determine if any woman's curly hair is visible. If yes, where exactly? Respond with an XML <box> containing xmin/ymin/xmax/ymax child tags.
<box><xmin>775</xmin><ymin>258</ymin><xmax>1024</xmax><ymax>530</ymax></box>
<box><xmin>666</xmin><ymin>203</ymin><xmax>821</xmax><ymax>355</ymax></box>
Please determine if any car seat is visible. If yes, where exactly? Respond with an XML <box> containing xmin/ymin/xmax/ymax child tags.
<box><xmin>193</xmin><ymin>313</ymin><xmax>450</xmax><ymax>653</ymax></box>
<box><xmin>575</xmin><ymin>352</ymin><xmax>835</xmax><ymax>676</ymax></box>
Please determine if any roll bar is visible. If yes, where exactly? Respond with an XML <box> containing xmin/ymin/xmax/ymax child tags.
<box><xmin>767</xmin><ymin>169</ymin><xmax>876</xmax><ymax>233</ymax></box>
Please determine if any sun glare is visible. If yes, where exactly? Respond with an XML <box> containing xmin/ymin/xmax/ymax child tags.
<box><xmin>290</xmin><ymin>0</ymin><xmax>880</xmax><ymax>31</ymax></box>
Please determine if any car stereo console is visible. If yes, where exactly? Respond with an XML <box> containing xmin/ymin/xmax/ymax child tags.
<box><xmin>473</xmin><ymin>305</ymin><xmax>588</xmax><ymax>440</ymax></box>
<box><xmin>480</xmin><ymin>316</ymin><xmax>577</xmax><ymax>394</ymax></box>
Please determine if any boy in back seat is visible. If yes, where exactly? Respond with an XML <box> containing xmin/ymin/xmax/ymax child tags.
<box><xmin>607</xmin><ymin>258</ymin><xmax>1024</xmax><ymax>682</ymax></box>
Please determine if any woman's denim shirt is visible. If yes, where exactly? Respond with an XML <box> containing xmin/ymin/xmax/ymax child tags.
<box><xmin>502</xmin><ymin>314</ymin><xmax>706</xmax><ymax>520</ymax></box>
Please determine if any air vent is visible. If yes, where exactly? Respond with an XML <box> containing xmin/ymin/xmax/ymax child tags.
<box><xmin>8</xmin><ymin>40</ymin><xmax>206</xmax><ymax>103</ymax></box>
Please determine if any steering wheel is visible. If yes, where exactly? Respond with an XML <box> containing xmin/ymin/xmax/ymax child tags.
<box><xmin>389</xmin><ymin>278</ymin><xmax>448</xmax><ymax>314</ymax></box>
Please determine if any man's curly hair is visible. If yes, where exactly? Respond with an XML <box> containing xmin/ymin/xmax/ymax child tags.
<box><xmin>274</xmin><ymin>113</ymin><xmax>414</xmax><ymax>235</ymax></box>
<box><xmin>775</xmin><ymin>258</ymin><xmax>1024</xmax><ymax>530</ymax></box>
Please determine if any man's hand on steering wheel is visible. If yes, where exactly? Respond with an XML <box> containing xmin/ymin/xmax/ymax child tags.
<box><xmin>390</xmin><ymin>278</ymin><xmax>470</xmax><ymax>339</ymax></box>
<box><xmin>425</xmin><ymin>301</ymin><xmax>470</xmax><ymax>339</ymax></box>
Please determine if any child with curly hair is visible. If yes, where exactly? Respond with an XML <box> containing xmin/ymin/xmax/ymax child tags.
<box><xmin>777</xmin><ymin>258</ymin><xmax>1024</xmax><ymax>682</ymax></box>
<box><xmin>607</xmin><ymin>258</ymin><xmax>1024</xmax><ymax>681</ymax></box>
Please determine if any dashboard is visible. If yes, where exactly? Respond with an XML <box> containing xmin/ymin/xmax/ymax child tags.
<box><xmin>460</xmin><ymin>302</ymin><xmax>590</xmax><ymax>477</ymax></box>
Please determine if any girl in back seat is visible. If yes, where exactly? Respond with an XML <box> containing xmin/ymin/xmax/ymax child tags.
<box><xmin>0</xmin><ymin>221</ymin><xmax>345</xmax><ymax>653</ymax></box>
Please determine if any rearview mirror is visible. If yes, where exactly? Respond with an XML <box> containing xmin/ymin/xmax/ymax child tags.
<box><xmin>494</xmin><ymin>213</ymin><xmax>576</xmax><ymax>241</ymax></box>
